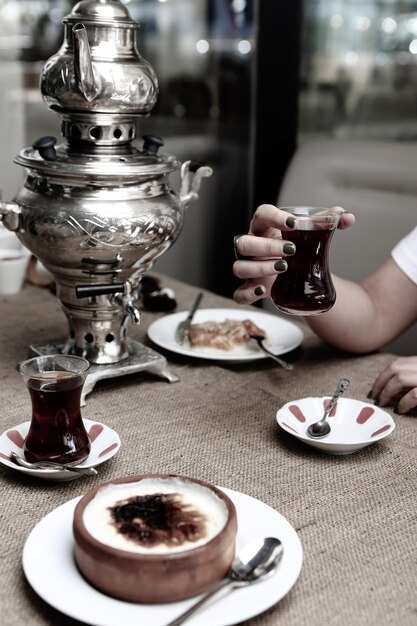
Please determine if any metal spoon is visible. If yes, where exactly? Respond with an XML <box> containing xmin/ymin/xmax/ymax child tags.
<box><xmin>165</xmin><ymin>536</ymin><xmax>283</xmax><ymax>626</ymax></box>
<box><xmin>307</xmin><ymin>378</ymin><xmax>350</xmax><ymax>438</ymax></box>
<box><xmin>10</xmin><ymin>451</ymin><xmax>98</xmax><ymax>476</ymax></box>
<box><xmin>249</xmin><ymin>334</ymin><xmax>294</xmax><ymax>370</ymax></box>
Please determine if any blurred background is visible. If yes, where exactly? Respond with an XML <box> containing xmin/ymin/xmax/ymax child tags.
<box><xmin>1</xmin><ymin>0</ymin><xmax>417</xmax><ymax>335</ymax></box>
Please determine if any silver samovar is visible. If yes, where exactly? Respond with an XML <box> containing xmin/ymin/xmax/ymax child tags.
<box><xmin>0</xmin><ymin>0</ymin><xmax>212</xmax><ymax>403</ymax></box>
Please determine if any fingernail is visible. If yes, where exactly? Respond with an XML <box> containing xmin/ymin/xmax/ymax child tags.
<box><xmin>367</xmin><ymin>390</ymin><xmax>374</xmax><ymax>399</ymax></box>
<box><xmin>274</xmin><ymin>260</ymin><xmax>287</xmax><ymax>272</ymax></box>
<box><xmin>233</xmin><ymin>234</ymin><xmax>246</xmax><ymax>260</ymax></box>
<box><xmin>285</xmin><ymin>216</ymin><xmax>296</xmax><ymax>228</ymax></box>
<box><xmin>283</xmin><ymin>243</ymin><xmax>296</xmax><ymax>255</ymax></box>
<box><xmin>254</xmin><ymin>286</ymin><xmax>265</xmax><ymax>296</ymax></box>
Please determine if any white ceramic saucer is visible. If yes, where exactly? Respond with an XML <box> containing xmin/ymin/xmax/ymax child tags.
<box><xmin>23</xmin><ymin>487</ymin><xmax>303</xmax><ymax>626</ymax></box>
<box><xmin>0</xmin><ymin>419</ymin><xmax>120</xmax><ymax>481</ymax></box>
<box><xmin>276</xmin><ymin>396</ymin><xmax>395</xmax><ymax>455</ymax></box>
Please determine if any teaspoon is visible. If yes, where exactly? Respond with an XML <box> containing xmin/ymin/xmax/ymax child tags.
<box><xmin>307</xmin><ymin>378</ymin><xmax>350</xmax><ymax>438</ymax></box>
<box><xmin>10</xmin><ymin>451</ymin><xmax>98</xmax><ymax>476</ymax></box>
<box><xmin>165</xmin><ymin>536</ymin><xmax>283</xmax><ymax>626</ymax></box>
<box><xmin>249</xmin><ymin>334</ymin><xmax>294</xmax><ymax>370</ymax></box>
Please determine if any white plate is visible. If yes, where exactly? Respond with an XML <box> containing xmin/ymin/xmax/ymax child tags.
<box><xmin>276</xmin><ymin>396</ymin><xmax>396</xmax><ymax>455</ymax></box>
<box><xmin>23</xmin><ymin>488</ymin><xmax>303</xmax><ymax>626</ymax></box>
<box><xmin>147</xmin><ymin>308</ymin><xmax>304</xmax><ymax>362</ymax></box>
<box><xmin>0</xmin><ymin>419</ymin><xmax>121</xmax><ymax>481</ymax></box>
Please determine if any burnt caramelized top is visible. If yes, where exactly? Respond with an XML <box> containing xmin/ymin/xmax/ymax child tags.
<box><xmin>109</xmin><ymin>493</ymin><xmax>209</xmax><ymax>548</ymax></box>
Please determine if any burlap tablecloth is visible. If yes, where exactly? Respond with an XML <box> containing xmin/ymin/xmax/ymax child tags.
<box><xmin>0</xmin><ymin>276</ymin><xmax>416</xmax><ymax>626</ymax></box>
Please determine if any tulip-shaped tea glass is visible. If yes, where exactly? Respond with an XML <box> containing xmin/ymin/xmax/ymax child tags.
<box><xmin>19</xmin><ymin>354</ymin><xmax>91</xmax><ymax>464</ymax></box>
<box><xmin>271</xmin><ymin>206</ymin><xmax>344</xmax><ymax>315</ymax></box>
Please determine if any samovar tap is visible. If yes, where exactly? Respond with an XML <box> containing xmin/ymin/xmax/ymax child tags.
<box><xmin>75</xmin><ymin>281</ymin><xmax>140</xmax><ymax>326</ymax></box>
<box><xmin>113</xmin><ymin>281</ymin><xmax>141</xmax><ymax>326</ymax></box>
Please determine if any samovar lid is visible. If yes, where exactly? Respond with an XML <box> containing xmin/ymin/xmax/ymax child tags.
<box><xmin>64</xmin><ymin>0</ymin><xmax>137</xmax><ymax>27</ymax></box>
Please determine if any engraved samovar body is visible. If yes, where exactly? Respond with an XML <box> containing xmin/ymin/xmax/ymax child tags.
<box><xmin>0</xmin><ymin>0</ymin><xmax>211</xmax><ymax>376</ymax></box>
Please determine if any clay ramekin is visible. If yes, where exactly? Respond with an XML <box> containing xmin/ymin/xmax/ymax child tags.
<box><xmin>73</xmin><ymin>473</ymin><xmax>237</xmax><ymax>603</ymax></box>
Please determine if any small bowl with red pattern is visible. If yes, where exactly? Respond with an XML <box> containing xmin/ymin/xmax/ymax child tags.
<box><xmin>276</xmin><ymin>397</ymin><xmax>395</xmax><ymax>455</ymax></box>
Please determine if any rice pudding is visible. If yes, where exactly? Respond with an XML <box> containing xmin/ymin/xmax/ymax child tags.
<box><xmin>73</xmin><ymin>474</ymin><xmax>237</xmax><ymax>603</ymax></box>
<box><xmin>82</xmin><ymin>476</ymin><xmax>229</xmax><ymax>554</ymax></box>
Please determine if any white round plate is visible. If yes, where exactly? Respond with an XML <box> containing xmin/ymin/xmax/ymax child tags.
<box><xmin>0</xmin><ymin>419</ymin><xmax>121</xmax><ymax>481</ymax></box>
<box><xmin>23</xmin><ymin>487</ymin><xmax>303</xmax><ymax>626</ymax></box>
<box><xmin>147</xmin><ymin>308</ymin><xmax>304</xmax><ymax>362</ymax></box>
<box><xmin>276</xmin><ymin>396</ymin><xmax>396</xmax><ymax>455</ymax></box>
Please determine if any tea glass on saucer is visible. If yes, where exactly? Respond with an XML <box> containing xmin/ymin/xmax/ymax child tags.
<box><xmin>18</xmin><ymin>354</ymin><xmax>91</xmax><ymax>464</ymax></box>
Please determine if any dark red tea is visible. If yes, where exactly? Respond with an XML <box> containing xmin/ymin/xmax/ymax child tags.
<box><xmin>23</xmin><ymin>370</ymin><xmax>90</xmax><ymax>464</ymax></box>
<box><xmin>271</xmin><ymin>227</ymin><xmax>336</xmax><ymax>315</ymax></box>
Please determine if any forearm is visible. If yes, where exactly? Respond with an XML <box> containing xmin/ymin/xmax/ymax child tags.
<box><xmin>305</xmin><ymin>260</ymin><xmax>417</xmax><ymax>353</ymax></box>
<box><xmin>304</xmin><ymin>276</ymin><xmax>381</xmax><ymax>352</ymax></box>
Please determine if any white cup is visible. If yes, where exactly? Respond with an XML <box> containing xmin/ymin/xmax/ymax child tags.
<box><xmin>0</xmin><ymin>224</ymin><xmax>22</xmax><ymax>250</ymax></box>
<box><xmin>0</xmin><ymin>248</ymin><xmax>31</xmax><ymax>295</ymax></box>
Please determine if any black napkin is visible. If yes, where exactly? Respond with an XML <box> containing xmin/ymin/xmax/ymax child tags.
<box><xmin>139</xmin><ymin>275</ymin><xmax>177</xmax><ymax>312</ymax></box>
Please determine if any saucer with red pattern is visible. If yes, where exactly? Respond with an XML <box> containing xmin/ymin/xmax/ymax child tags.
<box><xmin>0</xmin><ymin>419</ymin><xmax>120</xmax><ymax>481</ymax></box>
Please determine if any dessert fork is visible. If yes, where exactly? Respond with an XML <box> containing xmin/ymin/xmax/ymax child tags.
<box><xmin>175</xmin><ymin>292</ymin><xmax>204</xmax><ymax>344</ymax></box>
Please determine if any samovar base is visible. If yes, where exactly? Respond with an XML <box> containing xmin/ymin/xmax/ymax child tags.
<box><xmin>28</xmin><ymin>339</ymin><xmax>179</xmax><ymax>406</ymax></box>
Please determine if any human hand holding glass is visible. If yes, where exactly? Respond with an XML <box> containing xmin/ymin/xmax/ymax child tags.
<box><xmin>232</xmin><ymin>204</ymin><xmax>355</xmax><ymax>309</ymax></box>
<box><xmin>271</xmin><ymin>205</ymin><xmax>344</xmax><ymax>315</ymax></box>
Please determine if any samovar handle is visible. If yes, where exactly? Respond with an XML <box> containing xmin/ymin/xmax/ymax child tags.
<box><xmin>142</xmin><ymin>135</ymin><xmax>164</xmax><ymax>155</ymax></box>
<box><xmin>32</xmin><ymin>136</ymin><xmax>57</xmax><ymax>161</ymax></box>
<box><xmin>180</xmin><ymin>160</ymin><xmax>213</xmax><ymax>206</ymax></box>
<box><xmin>0</xmin><ymin>184</ymin><xmax>20</xmax><ymax>231</ymax></box>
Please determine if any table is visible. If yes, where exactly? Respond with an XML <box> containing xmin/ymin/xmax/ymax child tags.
<box><xmin>1</xmin><ymin>275</ymin><xmax>416</xmax><ymax>626</ymax></box>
